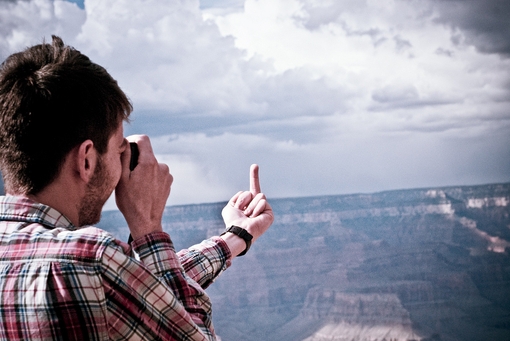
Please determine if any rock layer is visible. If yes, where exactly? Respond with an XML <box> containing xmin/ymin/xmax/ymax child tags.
<box><xmin>100</xmin><ymin>183</ymin><xmax>510</xmax><ymax>341</ymax></box>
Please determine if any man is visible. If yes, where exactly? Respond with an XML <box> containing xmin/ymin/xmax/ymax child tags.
<box><xmin>0</xmin><ymin>36</ymin><xmax>274</xmax><ymax>340</ymax></box>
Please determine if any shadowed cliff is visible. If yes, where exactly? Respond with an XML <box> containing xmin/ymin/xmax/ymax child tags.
<box><xmin>99</xmin><ymin>183</ymin><xmax>510</xmax><ymax>341</ymax></box>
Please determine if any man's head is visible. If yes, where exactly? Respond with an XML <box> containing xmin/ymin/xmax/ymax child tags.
<box><xmin>0</xmin><ymin>35</ymin><xmax>132</xmax><ymax>195</ymax></box>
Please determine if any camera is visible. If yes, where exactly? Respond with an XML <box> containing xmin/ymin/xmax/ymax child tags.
<box><xmin>129</xmin><ymin>142</ymin><xmax>139</xmax><ymax>171</ymax></box>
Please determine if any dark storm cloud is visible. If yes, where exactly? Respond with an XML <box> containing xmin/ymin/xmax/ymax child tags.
<box><xmin>431</xmin><ymin>0</ymin><xmax>510</xmax><ymax>57</ymax></box>
<box><xmin>125</xmin><ymin>67</ymin><xmax>350</xmax><ymax>145</ymax></box>
<box><xmin>370</xmin><ymin>84</ymin><xmax>458</xmax><ymax>113</ymax></box>
<box><xmin>296</xmin><ymin>0</ymin><xmax>510</xmax><ymax>57</ymax></box>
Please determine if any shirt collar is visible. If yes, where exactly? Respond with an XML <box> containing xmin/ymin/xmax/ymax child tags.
<box><xmin>0</xmin><ymin>195</ymin><xmax>75</xmax><ymax>230</ymax></box>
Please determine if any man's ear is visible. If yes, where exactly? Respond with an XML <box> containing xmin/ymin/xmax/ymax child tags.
<box><xmin>75</xmin><ymin>140</ymin><xmax>97</xmax><ymax>183</ymax></box>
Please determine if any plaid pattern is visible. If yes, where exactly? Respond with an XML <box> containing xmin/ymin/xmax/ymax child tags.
<box><xmin>0</xmin><ymin>196</ymin><xmax>231</xmax><ymax>340</ymax></box>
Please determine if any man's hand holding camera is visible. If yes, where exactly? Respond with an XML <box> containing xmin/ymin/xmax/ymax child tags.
<box><xmin>115</xmin><ymin>135</ymin><xmax>172</xmax><ymax>241</ymax></box>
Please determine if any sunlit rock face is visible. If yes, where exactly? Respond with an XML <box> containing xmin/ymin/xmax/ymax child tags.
<box><xmin>299</xmin><ymin>291</ymin><xmax>419</xmax><ymax>341</ymax></box>
<box><xmin>99</xmin><ymin>183</ymin><xmax>510</xmax><ymax>341</ymax></box>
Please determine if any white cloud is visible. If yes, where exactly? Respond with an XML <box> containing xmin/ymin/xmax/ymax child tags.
<box><xmin>73</xmin><ymin>0</ymin><xmax>255</xmax><ymax>116</ymax></box>
<box><xmin>0</xmin><ymin>0</ymin><xmax>85</xmax><ymax>59</ymax></box>
<box><xmin>206</xmin><ymin>0</ymin><xmax>510</xmax><ymax>134</ymax></box>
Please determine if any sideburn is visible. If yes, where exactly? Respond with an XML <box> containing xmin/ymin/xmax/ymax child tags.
<box><xmin>77</xmin><ymin>155</ymin><xmax>110</xmax><ymax>226</ymax></box>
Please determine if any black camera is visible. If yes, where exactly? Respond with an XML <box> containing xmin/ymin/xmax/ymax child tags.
<box><xmin>127</xmin><ymin>142</ymin><xmax>139</xmax><ymax>244</ymax></box>
<box><xmin>129</xmin><ymin>142</ymin><xmax>139</xmax><ymax>171</ymax></box>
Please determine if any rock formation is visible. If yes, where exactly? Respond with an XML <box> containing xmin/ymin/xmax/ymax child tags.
<box><xmin>99</xmin><ymin>183</ymin><xmax>510</xmax><ymax>341</ymax></box>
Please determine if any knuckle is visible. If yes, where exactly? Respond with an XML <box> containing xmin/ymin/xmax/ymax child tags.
<box><xmin>160</xmin><ymin>163</ymin><xmax>169</xmax><ymax>173</ymax></box>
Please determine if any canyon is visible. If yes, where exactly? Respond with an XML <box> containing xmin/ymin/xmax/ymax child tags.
<box><xmin>97</xmin><ymin>183</ymin><xmax>509</xmax><ymax>340</ymax></box>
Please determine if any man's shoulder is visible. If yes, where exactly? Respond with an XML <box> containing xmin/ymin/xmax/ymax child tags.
<box><xmin>0</xmin><ymin>195</ymin><xmax>124</xmax><ymax>260</ymax></box>
<box><xmin>71</xmin><ymin>224</ymin><xmax>115</xmax><ymax>240</ymax></box>
<box><xmin>0</xmin><ymin>222</ymin><xmax>122</xmax><ymax>264</ymax></box>
<box><xmin>50</xmin><ymin>225</ymin><xmax>123</xmax><ymax>261</ymax></box>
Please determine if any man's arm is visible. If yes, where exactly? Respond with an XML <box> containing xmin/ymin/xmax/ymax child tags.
<box><xmin>177</xmin><ymin>236</ymin><xmax>232</xmax><ymax>289</ymax></box>
<box><xmin>178</xmin><ymin>164</ymin><xmax>274</xmax><ymax>287</ymax></box>
<box><xmin>101</xmin><ymin>235</ymin><xmax>217</xmax><ymax>340</ymax></box>
<box><xmin>112</xmin><ymin>135</ymin><xmax>222</xmax><ymax>338</ymax></box>
<box><xmin>113</xmin><ymin>135</ymin><xmax>273</xmax><ymax>330</ymax></box>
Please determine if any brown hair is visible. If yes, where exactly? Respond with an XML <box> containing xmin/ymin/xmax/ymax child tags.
<box><xmin>0</xmin><ymin>36</ymin><xmax>132</xmax><ymax>194</ymax></box>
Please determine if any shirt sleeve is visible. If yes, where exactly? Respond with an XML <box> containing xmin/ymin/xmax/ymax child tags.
<box><xmin>100</xmin><ymin>232</ymin><xmax>229</xmax><ymax>340</ymax></box>
<box><xmin>177</xmin><ymin>236</ymin><xmax>233</xmax><ymax>289</ymax></box>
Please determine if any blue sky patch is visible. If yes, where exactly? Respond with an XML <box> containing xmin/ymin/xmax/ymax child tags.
<box><xmin>65</xmin><ymin>0</ymin><xmax>84</xmax><ymax>9</ymax></box>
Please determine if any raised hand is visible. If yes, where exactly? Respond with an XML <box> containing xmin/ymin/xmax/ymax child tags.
<box><xmin>221</xmin><ymin>164</ymin><xmax>274</xmax><ymax>248</ymax></box>
<box><xmin>115</xmin><ymin>135</ymin><xmax>172</xmax><ymax>240</ymax></box>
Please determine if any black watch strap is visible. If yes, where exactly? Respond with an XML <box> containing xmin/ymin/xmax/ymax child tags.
<box><xmin>221</xmin><ymin>225</ymin><xmax>253</xmax><ymax>256</ymax></box>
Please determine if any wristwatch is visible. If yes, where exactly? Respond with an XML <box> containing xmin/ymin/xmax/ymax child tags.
<box><xmin>221</xmin><ymin>225</ymin><xmax>253</xmax><ymax>256</ymax></box>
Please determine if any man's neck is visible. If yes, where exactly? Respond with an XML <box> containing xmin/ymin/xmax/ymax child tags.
<box><xmin>23</xmin><ymin>177</ymin><xmax>84</xmax><ymax>227</ymax></box>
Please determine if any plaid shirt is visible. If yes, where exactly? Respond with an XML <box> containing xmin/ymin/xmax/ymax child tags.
<box><xmin>0</xmin><ymin>195</ymin><xmax>232</xmax><ymax>340</ymax></box>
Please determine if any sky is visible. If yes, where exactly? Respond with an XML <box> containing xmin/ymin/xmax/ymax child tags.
<box><xmin>0</xmin><ymin>0</ymin><xmax>509</xmax><ymax>209</ymax></box>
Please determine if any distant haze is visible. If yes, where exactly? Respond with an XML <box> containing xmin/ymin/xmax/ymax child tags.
<box><xmin>0</xmin><ymin>0</ymin><xmax>509</xmax><ymax>208</ymax></box>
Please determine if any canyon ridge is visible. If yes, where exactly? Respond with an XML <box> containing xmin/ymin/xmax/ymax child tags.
<box><xmin>96</xmin><ymin>183</ymin><xmax>510</xmax><ymax>341</ymax></box>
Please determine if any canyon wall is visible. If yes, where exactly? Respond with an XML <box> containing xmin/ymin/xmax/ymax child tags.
<box><xmin>99</xmin><ymin>183</ymin><xmax>510</xmax><ymax>341</ymax></box>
